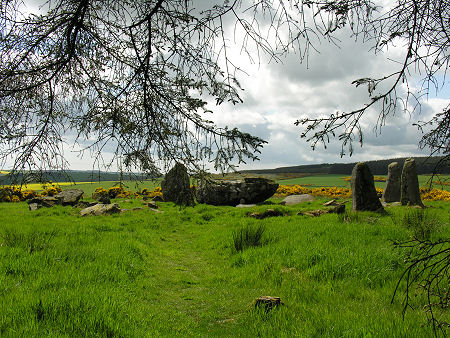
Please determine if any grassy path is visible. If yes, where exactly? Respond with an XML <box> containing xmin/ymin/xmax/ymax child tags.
<box><xmin>1</xmin><ymin>199</ymin><xmax>448</xmax><ymax>336</ymax></box>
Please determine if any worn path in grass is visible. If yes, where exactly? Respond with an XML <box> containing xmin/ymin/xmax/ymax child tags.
<box><xmin>1</xmin><ymin>199</ymin><xmax>448</xmax><ymax>336</ymax></box>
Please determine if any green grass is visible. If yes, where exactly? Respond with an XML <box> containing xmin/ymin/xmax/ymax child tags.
<box><xmin>1</xmin><ymin>194</ymin><xmax>448</xmax><ymax>337</ymax></box>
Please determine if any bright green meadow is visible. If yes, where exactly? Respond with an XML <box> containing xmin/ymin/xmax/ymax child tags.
<box><xmin>0</xmin><ymin>179</ymin><xmax>449</xmax><ymax>336</ymax></box>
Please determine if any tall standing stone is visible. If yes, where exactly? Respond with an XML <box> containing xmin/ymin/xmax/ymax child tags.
<box><xmin>351</xmin><ymin>162</ymin><xmax>383</xmax><ymax>211</ymax></box>
<box><xmin>161</xmin><ymin>163</ymin><xmax>195</xmax><ymax>206</ymax></box>
<box><xmin>400</xmin><ymin>158</ymin><xmax>424</xmax><ymax>207</ymax></box>
<box><xmin>383</xmin><ymin>162</ymin><xmax>401</xmax><ymax>203</ymax></box>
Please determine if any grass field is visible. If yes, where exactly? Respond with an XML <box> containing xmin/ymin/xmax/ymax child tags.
<box><xmin>0</xmin><ymin>183</ymin><xmax>449</xmax><ymax>336</ymax></box>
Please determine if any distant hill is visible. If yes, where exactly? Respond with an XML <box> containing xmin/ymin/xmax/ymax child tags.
<box><xmin>243</xmin><ymin>156</ymin><xmax>449</xmax><ymax>176</ymax></box>
<box><xmin>0</xmin><ymin>170</ymin><xmax>155</xmax><ymax>185</ymax></box>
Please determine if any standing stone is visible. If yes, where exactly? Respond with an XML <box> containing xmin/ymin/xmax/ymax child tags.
<box><xmin>351</xmin><ymin>162</ymin><xmax>383</xmax><ymax>211</ymax></box>
<box><xmin>400</xmin><ymin>158</ymin><xmax>424</xmax><ymax>207</ymax></box>
<box><xmin>161</xmin><ymin>163</ymin><xmax>195</xmax><ymax>206</ymax></box>
<box><xmin>383</xmin><ymin>162</ymin><xmax>401</xmax><ymax>203</ymax></box>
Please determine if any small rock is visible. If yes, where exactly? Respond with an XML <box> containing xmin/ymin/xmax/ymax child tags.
<box><xmin>323</xmin><ymin>199</ymin><xmax>337</xmax><ymax>206</ymax></box>
<box><xmin>280</xmin><ymin>194</ymin><xmax>314</xmax><ymax>206</ymax></box>
<box><xmin>98</xmin><ymin>195</ymin><xmax>111</xmax><ymax>204</ymax></box>
<box><xmin>297</xmin><ymin>209</ymin><xmax>327</xmax><ymax>217</ymax></box>
<box><xmin>28</xmin><ymin>203</ymin><xmax>41</xmax><ymax>211</ymax></box>
<box><xmin>75</xmin><ymin>201</ymin><xmax>98</xmax><ymax>208</ymax></box>
<box><xmin>144</xmin><ymin>201</ymin><xmax>158</xmax><ymax>209</ymax></box>
<box><xmin>236</xmin><ymin>204</ymin><xmax>257</xmax><ymax>208</ymax></box>
<box><xmin>248</xmin><ymin>209</ymin><xmax>284</xmax><ymax>219</ymax></box>
<box><xmin>152</xmin><ymin>195</ymin><xmax>164</xmax><ymax>202</ymax></box>
<box><xmin>328</xmin><ymin>203</ymin><xmax>345</xmax><ymax>214</ymax></box>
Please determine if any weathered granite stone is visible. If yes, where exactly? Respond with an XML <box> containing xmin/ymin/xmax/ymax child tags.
<box><xmin>97</xmin><ymin>195</ymin><xmax>111</xmax><ymax>204</ymax></box>
<box><xmin>280</xmin><ymin>194</ymin><xmax>314</xmax><ymax>206</ymax></box>
<box><xmin>55</xmin><ymin>189</ymin><xmax>84</xmax><ymax>206</ymax></box>
<box><xmin>351</xmin><ymin>162</ymin><xmax>383</xmax><ymax>211</ymax></box>
<box><xmin>92</xmin><ymin>189</ymin><xmax>109</xmax><ymax>202</ymax></box>
<box><xmin>248</xmin><ymin>209</ymin><xmax>285</xmax><ymax>219</ymax></box>
<box><xmin>27</xmin><ymin>196</ymin><xmax>58</xmax><ymax>208</ymax></box>
<box><xmin>152</xmin><ymin>195</ymin><xmax>164</xmax><ymax>202</ymax></box>
<box><xmin>383</xmin><ymin>162</ymin><xmax>401</xmax><ymax>203</ymax></box>
<box><xmin>28</xmin><ymin>203</ymin><xmax>41</xmax><ymax>211</ymax></box>
<box><xmin>161</xmin><ymin>163</ymin><xmax>195</xmax><ymax>206</ymax></box>
<box><xmin>196</xmin><ymin>177</ymin><xmax>279</xmax><ymax>206</ymax></box>
<box><xmin>401</xmin><ymin>158</ymin><xmax>424</xmax><ymax>207</ymax></box>
<box><xmin>323</xmin><ymin>199</ymin><xmax>338</xmax><ymax>206</ymax></box>
<box><xmin>144</xmin><ymin>201</ymin><xmax>158</xmax><ymax>209</ymax></box>
<box><xmin>79</xmin><ymin>203</ymin><xmax>121</xmax><ymax>216</ymax></box>
<box><xmin>75</xmin><ymin>201</ymin><xmax>98</xmax><ymax>209</ymax></box>
<box><xmin>328</xmin><ymin>203</ymin><xmax>345</xmax><ymax>214</ymax></box>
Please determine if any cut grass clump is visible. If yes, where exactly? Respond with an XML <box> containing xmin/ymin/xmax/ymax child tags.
<box><xmin>393</xmin><ymin>209</ymin><xmax>442</xmax><ymax>240</ymax></box>
<box><xmin>1</xmin><ymin>228</ymin><xmax>57</xmax><ymax>253</ymax></box>
<box><xmin>232</xmin><ymin>224</ymin><xmax>266</xmax><ymax>253</ymax></box>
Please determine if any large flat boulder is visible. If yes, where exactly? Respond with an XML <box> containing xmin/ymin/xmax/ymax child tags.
<box><xmin>79</xmin><ymin>203</ymin><xmax>121</xmax><ymax>216</ymax></box>
<box><xmin>196</xmin><ymin>177</ymin><xmax>278</xmax><ymax>206</ymax></box>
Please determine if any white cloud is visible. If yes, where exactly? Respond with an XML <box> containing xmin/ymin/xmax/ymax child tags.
<box><xmin>7</xmin><ymin>1</ymin><xmax>447</xmax><ymax>173</ymax></box>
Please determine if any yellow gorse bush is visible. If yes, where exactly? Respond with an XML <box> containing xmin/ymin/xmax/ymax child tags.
<box><xmin>92</xmin><ymin>186</ymin><xmax>133</xmax><ymax>200</ymax></box>
<box><xmin>138</xmin><ymin>186</ymin><xmax>163</xmax><ymax>199</ymax></box>
<box><xmin>275</xmin><ymin>185</ymin><xmax>352</xmax><ymax>199</ymax></box>
<box><xmin>276</xmin><ymin>184</ymin><xmax>448</xmax><ymax>201</ymax></box>
<box><xmin>39</xmin><ymin>185</ymin><xmax>62</xmax><ymax>196</ymax></box>
<box><xmin>0</xmin><ymin>185</ymin><xmax>38</xmax><ymax>202</ymax></box>
<box><xmin>420</xmin><ymin>188</ymin><xmax>450</xmax><ymax>202</ymax></box>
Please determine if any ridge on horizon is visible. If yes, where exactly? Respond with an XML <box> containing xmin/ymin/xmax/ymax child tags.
<box><xmin>241</xmin><ymin>155</ymin><xmax>449</xmax><ymax>176</ymax></box>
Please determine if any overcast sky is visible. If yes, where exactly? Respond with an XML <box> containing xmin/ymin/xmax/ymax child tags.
<box><xmin>14</xmin><ymin>1</ymin><xmax>450</xmax><ymax>172</ymax></box>
<box><xmin>203</xmin><ymin>2</ymin><xmax>449</xmax><ymax>171</ymax></box>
